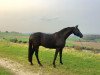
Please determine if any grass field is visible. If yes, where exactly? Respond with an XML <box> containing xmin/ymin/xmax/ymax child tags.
<box><xmin>0</xmin><ymin>32</ymin><xmax>100</xmax><ymax>75</ymax></box>
<box><xmin>0</xmin><ymin>66</ymin><xmax>13</xmax><ymax>75</ymax></box>
<box><xmin>0</xmin><ymin>40</ymin><xmax>99</xmax><ymax>75</ymax></box>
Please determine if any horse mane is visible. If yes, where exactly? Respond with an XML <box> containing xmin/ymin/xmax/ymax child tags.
<box><xmin>57</xmin><ymin>27</ymin><xmax>74</xmax><ymax>33</ymax></box>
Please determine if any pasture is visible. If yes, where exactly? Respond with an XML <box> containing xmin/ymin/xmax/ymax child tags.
<box><xmin>0</xmin><ymin>32</ymin><xmax>100</xmax><ymax>75</ymax></box>
<box><xmin>0</xmin><ymin>66</ymin><xmax>13</xmax><ymax>75</ymax></box>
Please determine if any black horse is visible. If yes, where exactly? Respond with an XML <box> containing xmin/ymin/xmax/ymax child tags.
<box><xmin>28</xmin><ymin>25</ymin><xmax>83</xmax><ymax>67</ymax></box>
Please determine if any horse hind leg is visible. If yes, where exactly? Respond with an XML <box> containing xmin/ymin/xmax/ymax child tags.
<box><xmin>35</xmin><ymin>47</ymin><xmax>43</xmax><ymax>66</ymax></box>
<box><xmin>30</xmin><ymin>48</ymin><xmax>35</xmax><ymax>65</ymax></box>
<box><xmin>28</xmin><ymin>50</ymin><xmax>34</xmax><ymax>65</ymax></box>
<box><xmin>28</xmin><ymin>41</ymin><xmax>35</xmax><ymax>65</ymax></box>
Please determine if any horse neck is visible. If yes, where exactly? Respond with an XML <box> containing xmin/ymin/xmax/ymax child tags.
<box><xmin>58</xmin><ymin>27</ymin><xmax>73</xmax><ymax>40</ymax></box>
<box><xmin>64</xmin><ymin>30</ymin><xmax>73</xmax><ymax>39</ymax></box>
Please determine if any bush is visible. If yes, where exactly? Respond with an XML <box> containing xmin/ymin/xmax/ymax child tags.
<box><xmin>3</xmin><ymin>38</ymin><xmax>5</xmax><ymax>39</ymax></box>
<box><xmin>18</xmin><ymin>40</ymin><xmax>22</xmax><ymax>43</ymax></box>
<box><xmin>10</xmin><ymin>38</ymin><xmax>18</xmax><ymax>43</ymax></box>
<box><xmin>22</xmin><ymin>41</ymin><xmax>27</xmax><ymax>43</ymax></box>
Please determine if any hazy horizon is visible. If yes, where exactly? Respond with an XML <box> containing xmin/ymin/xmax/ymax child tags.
<box><xmin>0</xmin><ymin>0</ymin><xmax>100</xmax><ymax>34</ymax></box>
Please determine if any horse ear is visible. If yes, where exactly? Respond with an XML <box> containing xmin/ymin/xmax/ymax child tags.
<box><xmin>75</xmin><ymin>25</ymin><xmax>78</xmax><ymax>28</ymax></box>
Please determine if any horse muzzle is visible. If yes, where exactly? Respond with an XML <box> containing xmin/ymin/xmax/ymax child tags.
<box><xmin>80</xmin><ymin>34</ymin><xmax>83</xmax><ymax>38</ymax></box>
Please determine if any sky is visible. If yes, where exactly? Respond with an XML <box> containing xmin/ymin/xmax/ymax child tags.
<box><xmin>0</xmin><ymin>0</ymin><xmax>100</xmax><ymax>34</ymax></box>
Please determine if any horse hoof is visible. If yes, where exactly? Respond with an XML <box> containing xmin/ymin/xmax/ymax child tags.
<box><xmin>53</xmin><ymin>65</ymin><xmax>56</xmax><ymax>68</ymax></box>
<box><xmin>60</xmin><ymin>62</ymin><xmax>63</xmax><ymax>65</ymax></box>
<box><xmin>30</xmin><ymin>63</ymin><xmax>33</xmax><ymax>65</ymax></box>
<box><xmin>39</xmin><ymin>64</ymin><xmax>43</xmax><ymax>67</ymax></box>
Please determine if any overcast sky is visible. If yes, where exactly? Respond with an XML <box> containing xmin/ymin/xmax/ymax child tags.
<box><xmin>0</xmin><ymin>0</ymin><xmax>100</xmax><ymax>34</ymax></box>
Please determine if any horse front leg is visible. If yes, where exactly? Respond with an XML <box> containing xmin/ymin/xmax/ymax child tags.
<box><xmin>35</xmin><ymin>47</ymin><xmax>42</xmax><ymax>66</ymax></box>
<box><xmin>53</xmin><ymin>49</ymin><xmax>59</xmax><ymax>68</ymax></box>
<box><xmin>59</xmin><ymin>49</ymin><xmax>63</xmax><ymax>65</ymax></box>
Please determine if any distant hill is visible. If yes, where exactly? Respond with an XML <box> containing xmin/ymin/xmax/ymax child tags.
<box><xmin>67</xmin><ymin>34</ymin><xmax>100</xmax><ymax>42</ymax></box>
<box><xmin>83</xmin><ymin>34</ymin><xmax>100</xmax><ymax>42</ymax></box>
<box><xmin>0</xmin><ymin>31</ymin><xmax>29</xmax><ymax>42</ymax></box>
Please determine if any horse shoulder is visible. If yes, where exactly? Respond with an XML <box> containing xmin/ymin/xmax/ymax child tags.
<box><xmin>55</xmin><ymin>37</ymin><xmax>65</xmax><ymax>47</ymax></box>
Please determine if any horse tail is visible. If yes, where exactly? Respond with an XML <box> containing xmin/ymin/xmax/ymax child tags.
<box><xmin>28</xmin><ymin>39</ymin><xmax>33</xmax><ymax>62</ymax></box>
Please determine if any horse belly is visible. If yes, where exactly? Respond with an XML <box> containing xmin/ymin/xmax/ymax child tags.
<box><xmin>55</xmin><ymin>40</ymin><xmax>65</xmax><ymax>48</ymax></box>
<box><xmin>41</xmin><ymin>39</ymin><xmax>56</xmax><ymax>48</ymax></box>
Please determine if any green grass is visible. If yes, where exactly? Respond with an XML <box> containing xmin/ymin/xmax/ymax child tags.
<box><xmin>0</xmin><ymin>41</ymin><xmax>99</xmax><ymax>75</ymax></box>
<box><xmin>65</xmin><ymin>41</ymin><xmax>75</xmax><ymax>47</ymax></box>
<box><xmin>0</xmin><ymin>66</ymin><xmax>13</xmax><ymax>75</ymax></box>
<box><xmin>95</xmin><ymin>39</ymin><xmax>100</xmax><ymax>42</ymax></box>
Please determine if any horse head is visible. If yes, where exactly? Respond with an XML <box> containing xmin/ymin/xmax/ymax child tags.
<box><xmin>72</xmin><ymin>25</ymin><xmax>83</xmax><ymax>38</ymax></box>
